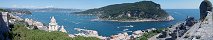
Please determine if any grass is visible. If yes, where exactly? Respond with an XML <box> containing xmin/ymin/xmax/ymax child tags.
<box><xmin>8</xmin><ymin>22</ymin><xmax>100</xmax><ymax>40</ymax></box>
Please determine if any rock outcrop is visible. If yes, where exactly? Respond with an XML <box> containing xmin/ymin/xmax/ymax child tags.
<box><xmin>150</xmin><ymin>10</ymin><xmax>213</xmax><ymax>40</ymax></box>
<box><xmin>179</xmin><ymin>11</ymin><xmax>213</xmax><ymax>40</ymax></box>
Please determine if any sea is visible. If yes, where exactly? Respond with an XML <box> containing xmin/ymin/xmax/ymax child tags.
<box><xmin>17</xmin><ymin>9</ymin><xmax>200</xmax><ymax>37</ymax></box>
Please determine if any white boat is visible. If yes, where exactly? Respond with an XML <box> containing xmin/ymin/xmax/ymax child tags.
<box><xmin>124</xmin><ymin>25</ymin><xmax>134</xmax><ymax>27</ymax></box>
<box><xmin>123</xmin><ymin>29</ymin><xmax>129</xmax><ymax>31</ymax></box>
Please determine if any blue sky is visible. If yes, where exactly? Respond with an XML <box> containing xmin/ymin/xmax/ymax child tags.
<box><xmin>0</xmin><ymin>0</ymin><xmax>212</xmax><ymax>9</ymax></box>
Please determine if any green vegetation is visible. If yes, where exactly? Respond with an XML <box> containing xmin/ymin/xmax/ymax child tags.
<box><xmin>9</xmin><ymin>22</ymin><xmax>100</xmax><ymax>40</ymax></box>
<box><xmin>138</xmin><ymin>28</ymin><xmax>166</xmax><ymax>40</ymax></box>
<box><xmin>76</xmin><ymin>1</ymin><xmax>169</xmax><ymax>20</ymax></box>
<box><xmin>0</xmin><ymin>8</ymin><xmax>7</xmax><ymax>12</ymax></box>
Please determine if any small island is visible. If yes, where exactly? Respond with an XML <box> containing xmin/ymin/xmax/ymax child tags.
<box><xmin>76</xmin><ymin>1</ymin><xmax>174</xmax><ymax>22</ymax></box>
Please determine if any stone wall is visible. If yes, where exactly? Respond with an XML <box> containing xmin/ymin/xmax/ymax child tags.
<box><xmin>0</xmin><ymin>12</ymin><xmax>9</xmax><ymax>40</ymax></box>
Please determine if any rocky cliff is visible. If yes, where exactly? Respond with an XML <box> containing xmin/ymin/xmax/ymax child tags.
<box><xmin>179</xmin><ymin>11</ymin><xmax>213</xmax><ymax>40</ymax></box>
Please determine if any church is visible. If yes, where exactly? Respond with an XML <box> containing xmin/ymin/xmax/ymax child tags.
<box><xmin>48</xmin><ymin>16</ymin><xmax>67</xmax><ymax>33</ymax></box>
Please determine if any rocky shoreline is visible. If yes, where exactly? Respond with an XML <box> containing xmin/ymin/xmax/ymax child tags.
<box><xmin>92</xmin><ymin>15</ymin><xmax>174</xmax><ymax>22</ymax></box>
<box><xmin>7</xmin><ymin>12</ymin><xmax>165</xmax><ymax>40</ymax></box>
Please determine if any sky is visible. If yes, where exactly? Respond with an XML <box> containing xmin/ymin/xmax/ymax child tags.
<box><xmin>0</xmin><ymin>0</ymin><xmax>212</xmax><ymax>9</ymax></box>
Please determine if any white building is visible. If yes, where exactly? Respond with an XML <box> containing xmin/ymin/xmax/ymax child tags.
<box><xmin>48</xmin><ymin>16</ymin><xmax>67</xmax><ymax>33</ymax></box>
<box><xmin>48</xmin><ymin>16</ymin><xmax>60</xmax><ymax>31</ymax></box>
<box><xmin>132</xmin><ymin>30</ymin><xmax>144</xmax><ymax>38</ymax></box>
<box><xmin>74</xmin><ymin>28</ymin><xmax>107</xmax><ymax>39</ymax></box>
<box><xmin>127</xmin><ymin>13</ymin><xmax>131</xmax><ymax>17</ymax></box>
<box><xmin>74</xmin><ymin>28</ymin><xmax>99</xmax><ymax>36</ymax></box>
<box><xmin>110</xmin><ymin>32</ymin><xmax>130</xmax><ymax>40</ymax></box>
<box><xmin>59</xmin><ymin>25</ymin><xmax>67</xmax><ymax>33</ymax></box>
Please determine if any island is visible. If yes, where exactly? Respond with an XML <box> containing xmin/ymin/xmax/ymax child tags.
<box><xmin>76</xmin><ymin>1</ymin><xmax>174</xmax><ymax>22</ymax></box>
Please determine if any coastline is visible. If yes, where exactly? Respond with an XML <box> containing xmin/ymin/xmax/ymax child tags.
<box><xmin>8</xmin><ymin>12</ymin><xmax>179</xmax><ymax>40</ymax></box>
<box><xmin>91</xmin><ymin>15</ymin><xmax>175</xmax><ymax>22</ymax></box>
<box><xmin>4</xmin><ymin>12</ymin><xmax>175</xmax><ymax>40</ymax></box>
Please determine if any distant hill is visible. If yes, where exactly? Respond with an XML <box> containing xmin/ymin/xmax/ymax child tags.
<box><xmin>4</xmin><ymin>8</ymin><xmax>83</xmax><ymax>13</ymax></box>
<box><xmin>30</xmin><ymin>8</ymin><xmax>83</xmax><ymax>13</ymax></box>
<box><xmin>4</xmin><ymin>8</ymin><xmax>32</xmax><ymax>14</ymax></box>
<box><xmin>76</xmin><ymin>1</ymin><xmax>173</xmax><ymax>22</ymax></box>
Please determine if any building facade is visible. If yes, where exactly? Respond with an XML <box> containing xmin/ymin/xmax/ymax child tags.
<box><xmin>48</xmin><ymin>16</ymin><xmax>67</xmax><ymax>33</ymax></box>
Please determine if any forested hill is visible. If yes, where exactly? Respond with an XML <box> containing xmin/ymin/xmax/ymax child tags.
<box><xmin>76</xmin><ymin>1</ymin><xmax>171</xmax><ymax>21</ymax></box>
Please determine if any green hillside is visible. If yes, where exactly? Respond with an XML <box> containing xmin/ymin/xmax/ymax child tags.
<box><xmin>76</xmin><ymin>1</ymin><xmax>169</xmax><ymax>20</ymax></box>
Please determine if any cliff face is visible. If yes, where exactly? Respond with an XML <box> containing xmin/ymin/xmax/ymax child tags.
<box><xmin>76</xmin><ymin>1</ymin><xmax>172</xmax><ymax>21</ymax></box>
<box><xmin>150</xmin><ymin>9</ymin><xmax>212</xmax><ymax>40</ymax></box>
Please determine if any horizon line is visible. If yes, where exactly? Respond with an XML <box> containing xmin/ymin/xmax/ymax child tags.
<box><xmin>0</xmin><ymin>7</ymin><xmax>200</xmax><ymax>10</ymax></box>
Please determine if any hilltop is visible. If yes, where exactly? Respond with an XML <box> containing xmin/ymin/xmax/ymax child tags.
<box><xmin>76</xmin><ymin>1</ymin><xmax>174</xmax><ymax>22</ymax></box>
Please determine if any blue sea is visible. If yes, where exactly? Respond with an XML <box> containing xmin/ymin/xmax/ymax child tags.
<box><xmin>17</xmin><ymin>9</ymin><xmax>200</xmax><ymax>37</ymax></box>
